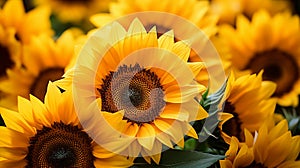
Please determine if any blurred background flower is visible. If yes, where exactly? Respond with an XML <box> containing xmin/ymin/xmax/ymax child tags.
<box><xmin>210</xmin><ymin>0</ymin><xmax>292</xmax><ymax>25</ymax></box>
<box><xmin>219</xmin><ymin>10</ymin><xmax>300</xmax><ymax>107</ymax></box>
<box><xmin>33</xmin><ymin>0</ymin><xmax>111</xmax><ymax>23</ymax></box>
<box><xmin>90</xmin><ymin>0</ymin><xmax>218</xmax><ymax>36</ymax></box>
<box><xmin>0</xmin><ymin>28</ymin><xmax>85</xmax><ymax>109</ymax></box>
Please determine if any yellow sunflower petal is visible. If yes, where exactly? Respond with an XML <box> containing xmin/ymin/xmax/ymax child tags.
<box><xmin>102</xmin><ymin>110</ymin><xmax>128</xmax><ymax>133</ymax></box>
<box><xmin>137</xmin><ymin>123</ymin><xmax>156</xmax><ymax>150</ymax></box>
<box><xmin>253</xmin><ymin>123</ymin><xmax>268</xmax><ymax>163</ymax></box>
<box><xmin>286</xmin><ymin>136</ymin><xmax>300</xmax><ymax>161</ymax></box>
<box><xmin>123</xmin><ymin>122</ymin><xmax>139</xmax><ymax>137</ymax></box>
<box><xmin>93</xmin><ymin>154</ymin><xmax>133</xmax><ymax>168</ymax></box>
<box><xmin>264</xmin><ymin>132</ymin><xmax>293</xmax><ymax>167</ymax></box>
<box><xmin>190</xmin><ymin>101</ymin><xmax>208</xmax><ymax>120</ymax></box>
<box><xmin>232</xmin><ymin>144</ymin><xmax>253</xmax><ymax>167</ymax></box>
<box><xmin>158</xmin><ymin>30</ymin><xmax>174</xmax><ymax>51</ymax></box>
<box><xmin>0</xmin><ymin>159</ymin><xmax>27</xmax><ymax>168</ymax></box>
<box><xmin>23</xmin><ymin>5</ymin><xmax>52</xmax><ymax>42</ymax></box>
<box><xmin>219</xmin><ymin>112</ymin><xmax>234</xmax><ymax>124</ymax></box>
<box><xmin>93</xmin><ymin>145</ymin><xmax>117</xmax><ymax>159</ymax></box>
<box><xmin>176</xmin><ymin>138</ymin><xmax>185</xmax><ymax>149</ymax></box>
<box><xmin>159</xmin><ymin>103</ymin><xmax>189</xmax><ymax>121</ymax></box>
<box><xmin>2</xmin><ymin>0</ymin><xmax>25</xmax><ymax>26</ymax></box>
<box><xmin>187</xmin><ymin>62</ymin><xmax>205</xmax><ymax>79</ymax></box>
<box><xmin>149</xmin><ymin>123</ymin><xmax>173</xmax><ymax>148</ymax></box>
<box><xmin>151</xmin><ymin>153</ymin><xmax>162</xmax><ymax>165</ymax></box>
<box><xmin>57</xmin><ymin>90</ymin><xmax>79</xmax><ymax>125</ymax></box>
<box><xmin>144</xmin><ymin>26</ymin><xmax>159</xmax><ymax>47</ymax></box>
<box><xmin>90</xmin><ymin>13</ymin><xmax>114</xmax><ymax>28</ymax></box>
<box><xmin>164</xmin><ymin>84</ymin><xmax>204</xmax><ymax>103</ymax></box>
<box><xmin>0</xmin><ymin>127</ymin><xmax>29</xmax><ymax>148</ymax></box>
<box><xmin>0</xmin><ymin>147</ymin><xmax>27</xmax><ymax>161</ymax></box>
<box><xmin>172</xmin><ymin>40</ymin><xmax>190</xmax><ymax>62</ymax></box>
<box><xmin>258</xmin><ymin>81</ymin><xmax>277</xmax><ymax>99</ymax></box>
<box><xmin>219</xmin><ymin>160</ymin><xmax>233</xmax><ymax>168</ymax></box>
<box><xmin>17</xmin><ymin>96</ymin><xmax>34</xmax><ymax>126</ymax></box>
<box><xmin>126</xmin><ymin>140</ymin><xmax>142</xmax><ymax>158</ymax></box>
<box><xmin>226</xmin><ymin>137</ymin><xmax>239</xmax><ymax>161</ymax></box>
<box><xmin>127</xmin><ymin>18</ymin><xmax>147</xmax><ymax>36</ymax></box>
<box><xmin>154</xmin><ymin>118</ymin><xmax>181</xmax><ymax>140</ymax></box>
<box><xmin>0</xmin><ymin>107</ymin><xmax>34</xmax><ymax>135</ymax></box>
<box><xmin>140</xmin><ymin>153</ymin><xmax>151</xmax><ymax>164</ymax></box>
<box><xmin>29</xmin><ymin>94</ymin><xmax>52</xmax><ymax>129</ymax></box>
<box><xmin>186</xmin><ymin>123</ymin><xmax>198</xmax><ymax>139</ymax></box>
<box><xmin>96</xmin><ymin>137</ymin><xmax>135</xmax><ymax>157</ymax></box>
<box><xmin>244</xmin><ymin>129</ymin><xmax>254</xmax><ymax>147</ymax></box>
<box><xmin>141</xmin><ymin>140</ymin><xmax>163</xmax><ymax>165</ymax></box>
<box><xmin>268</xmin><ymin>119</ymin><xmax>289</xmax><ymax>141</ymax></box>
<box><xmin>278</xmin><ymin>161</ymin><xmax>300</xmax><ymax>168</ymax></box>
<box><xmin>44</xmin><ymin>82</ymin><xmax>61</xmax><ymax>121</ymax></box>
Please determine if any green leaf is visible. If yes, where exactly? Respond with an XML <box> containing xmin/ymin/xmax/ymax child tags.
<box><xmin>277</xmin><ymin>106</ymin><xmax>300</xmax><ymax>135</ymax></box>
<box><xmin>204</xmin><ymin>79</ymin><xmax>227</xmax><ymax>110</ymax></box>
<box><xmin>200</xmin><ymin>88</ymin><xmax>209</xmax><ymax>106</ymax></box>
<box><xmin>184</xmin><ymin>138</ymin><xmax>198</xmax><ymax>151</ymax></box>
<box><xmin>197</xmin><ymin>79</ymin><xmax>227</xmax><ymax>141</ymax></box>
<box><xmin>50</xmin><ymin>15</ymin><xmax>73</xmax><ymax>38</ymax></box>
<box><xmin>132</xmin><ymin>149</ymin><xmax>224</xmax><ymax>168</ymax></box>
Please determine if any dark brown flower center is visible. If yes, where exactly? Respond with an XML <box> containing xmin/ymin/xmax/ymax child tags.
<box><xmin>246</xmin><ymin>49</ymin><xmax>299</xmax><ymax>97</ymax></box>
<box><xmin>26</xmin><ymin>122</ymin><xmax>95</xmax><ymax>168</ymax></box>
<box><xmin>0</xmin><ymin>44</ymin><xmax>14</xmax><ymax>78</ymax></box>
<box><xmin>222</xmin><ymin>101</ymin><xmax>244</xmax><ymax>142</ymax></box>
<box><xmin>30</xmin><ymin>67</ymin><xmax>64</xmax><ymax>101</ymax></box>
<box><xmin>98</xmin><ymin>64</ymin><xmax>165</xmax><ymax>124</ymax></box>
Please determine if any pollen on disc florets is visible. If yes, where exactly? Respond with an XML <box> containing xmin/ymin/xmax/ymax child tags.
<box><xmin>99</xmin><ymin>64</ymin><xmax>166</xmax><ymax>124</ymax></box>
<box><xmin>26</xmin><ymin>122</ymin><xmax>95</xmax><ymax>168</ymax></box>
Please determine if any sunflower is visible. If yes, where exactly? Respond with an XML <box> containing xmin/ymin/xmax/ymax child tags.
<box><xmin>0</xmin><ymin>0</ymin><xmax>52</xmax><ymax>44</ymax></box>
<box><xmin>210</xmin><ymin>0</ymin><xmax>292</xmax><ymax>25</ymax></box>
<box><xmin>219</xmin><ymin>10</ymin><xmax>300</xmax><ymax>107</ymax></box>
<box><xmin>34</xmin><ymin>0</ymin><xmax>110</xmax><ymax>23</ymax></box>
<box><xmin>57</xmin><ymin>19</ymin><xmax>208</xmax><ymax>164</ymax></box>
<box><xmin>0</xmin><ymin>23</ymin><xmax>22</xmax><ymax>109</ymax></box>
<box><xmin>218</xmin><ymin>71</ymin><xmax>277</xmax><ymax>144</ymax></box>
<box><xmin>90</xmin><ymin>0</ymin><xmax>218</xmax><ymax>37</ymax></box>
<box><xmin>220</xmin><ymin>119</ymin><xmax>300</xmax><ymax>168</ymax></box>
<box><xmin>0</xmin><ymin>24</ymin><xmax>21</xmax><ymax>80</ymax></box>
<box><xmin>209</xmin><ymin>0</ymin><xmax>243</xmax><ymax>25</ymax></box>
<box><xmin>90</xmin><ymin>0</ymin><xmax>229</xmax><ymax>91</ymax></box>
<box><xmin>242</xmin><ymin>0</ymin><xmax>292</xmax><ymax>19</ymax></box>
<box><xmin>0</xmin><ymin>82</ymin><xmax>133</xmax><ymax>167</ymax></box>
<box><xmin>0</xmin><ymin>28</ymin><xmax>84</xmax><ymax>109</ymax></box>
<box><xmin>219</xmin><ymin>135</ymin><xmax>254</xmax><ymax>168</ymax></box>
<box><xmin>252</xmin><ymin>119</ymin><xmax>300</xmax><ymax>168</ymax></box>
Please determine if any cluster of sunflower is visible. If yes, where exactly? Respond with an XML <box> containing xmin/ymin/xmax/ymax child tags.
<box><xmin>0</xmin><ymin>0</ymin><xmax>300</xmax><ymax>167</ymax></box>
